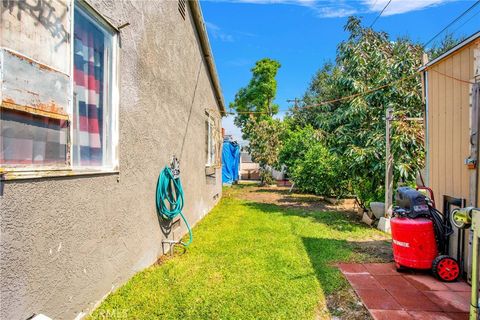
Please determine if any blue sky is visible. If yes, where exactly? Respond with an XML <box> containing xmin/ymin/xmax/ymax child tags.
<box><xmin>201</xmin><ymin>0</ymin><xmax>480</xmax><ymax>143</ymax></box>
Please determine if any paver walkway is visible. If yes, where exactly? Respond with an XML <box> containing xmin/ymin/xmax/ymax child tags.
<box><xmin>339</xmin><ymin>262</ymin><xmax>471</xmax><ymax>320</ymax></box>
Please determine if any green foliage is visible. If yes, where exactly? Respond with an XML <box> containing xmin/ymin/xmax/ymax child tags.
<box><xmin>229</xmin><ymin>58</ymin><xmax>284</xmax><ymax>184</ymax></box>
<box><xmin>230</xmin><ymin>58</ymin><xmax>281</xmax><ymax>140</ymax></box>
<box><xmin>279</xmin><ymin>126</ymin><xmax>347</xmax><ymax>196</ymax></box>
<box><xmin>291</xmin><ymin>142</ymin><xmax>347</xmax><ymax>197</ymax></box>
<box><xmin>428</xmin><ymin>33</ymin><xmax>466</xmax><ymax>60</ymax></box>
<box><xmin>245</xmin><ymin>118</ymin><xmax>285</xmax><ymax>184</ymax></box>
<box><xmin>287</xmin><ymin>17</ymin><xmax>425</xmax><ymax>207</ymax></box>
<box><xmin>259</xmin><ymin>169</ymin><xmax>276</xmax><ymax>185</ymax></box>
<box><xmin>279</xmin><ymin>125</ymin><xmax>320</xmax><ymax>170</ymax></box>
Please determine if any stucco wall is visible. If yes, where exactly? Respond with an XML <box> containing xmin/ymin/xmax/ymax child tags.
<box><xmin>0</xmin><ymin>1</ymin><xmax>223</xmax><ymax>319</ymax></box>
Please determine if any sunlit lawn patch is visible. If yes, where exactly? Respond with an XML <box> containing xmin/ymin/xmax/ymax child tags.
<box><xmin>89</xmin><ymin>186</ymin><xmax>389</xmax><ymax>319</ymax></box>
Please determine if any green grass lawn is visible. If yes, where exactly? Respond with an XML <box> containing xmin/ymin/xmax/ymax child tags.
<box><xmin>89</xmin><ymin>186</ymin><xmax>390</xmax><ymax>319</ymax></box>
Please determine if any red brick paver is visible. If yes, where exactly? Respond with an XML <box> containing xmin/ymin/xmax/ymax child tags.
<box><xmin>339</xmin><ymin>263</ymin><xmax>472</xmax><ymax>320</ymax></box>
<box><xmin>375</xmin><ymin>275</ymin><xmax>417</xmax><ymax>291</ymax></box>
<box><xmin>423</xmin><ymin>291</ymin><xmax>470</xmax><ymax>313</ymax></box>
<box><xmin>364</xmin><ymin>262</ymin><xmax>399</xmax><ymax>275</ymax></box>
<box><xmin>338</xmin><ymin>263</ymin><xmax>369</xmax><ymax>274</ymax></box>
<box><xmin>344</xmin><ymin>274</ymin><xmax>383</xmax><ymax>290</ymax></box>
<box><xmin>408</xmin><ymin>311</ymin><xmax>455</xmax><ymax>320</ymax></box>
<box><xmin>370</xmin><ymin>309</ymin><xmax>412</xmax><ymax>320</ymax></box>
<box><xmin>404</xmin><ymin>274</ymin><xmax>449</xmax><ymax>291</ymax></box>
<box><xmin>355</xmin><ymin>288</ymin><xmax>403</xmax><ymax>310</ymax></box>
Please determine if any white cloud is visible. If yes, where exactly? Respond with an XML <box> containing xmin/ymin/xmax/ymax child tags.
<box><xmin>208</xmin><ymin>0</ymin><xmax>358</xmax><ymax>17</ymax></box>
<box><xmin>313</xmin><ymin>6</ymin><xmax>358</xmax><ymax>18</ymax></box>
<box><xmin>204</xmin><ymin>0</ymin><xmax>455</xmax><ymax>18</ymax></box>
<box><xmin>206</xmin><ymin>22</ymin><xmax>234</xmax><ymax>42</ymax></box>
<box><xmin>234</xmin><ymin>0</ymin><xmax>315</xmax><ymax>4</ymax></box>
<box><xmin>363</xmin><ymin>0</ymin><xmax>453</xmax><ymax>16</ymax></box>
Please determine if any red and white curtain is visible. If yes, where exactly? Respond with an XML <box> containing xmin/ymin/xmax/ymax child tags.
<box><xmin>73</xmin><ymin>11</ymin><xmax>104</xmax><ymax>166</ymax></box>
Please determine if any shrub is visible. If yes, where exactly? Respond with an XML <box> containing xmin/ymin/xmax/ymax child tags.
<box><xmin>279</xmin><ymin>125</ymin><xmax>319</xmax><ymax>171</ymax></box>
<box><xmin>290</xmin><ymin>142</ymin><xmax>348</xmax><ymax>197</ymax></box>
<box><xmin>260</xmin><ymin>169</ymin><xmax>276</xmax><ymax>186</ymax></box>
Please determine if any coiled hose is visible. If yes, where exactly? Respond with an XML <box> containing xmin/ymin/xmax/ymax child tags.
<box><xmin>156</xmin><ymin>166</ymin><xmax>193</xmax><ymax>246</ymax></box>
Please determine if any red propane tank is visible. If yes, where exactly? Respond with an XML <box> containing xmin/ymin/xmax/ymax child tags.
<box><xmin>390</xmin><ymin>217</ymin><xmax>438</xmax><ymax>269</ymax></box>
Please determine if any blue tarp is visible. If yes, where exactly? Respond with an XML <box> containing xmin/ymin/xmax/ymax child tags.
<box><xmin>222</xmin><ymin>140</ymin><xmax>240</xmax><ymax>184</ymax></box>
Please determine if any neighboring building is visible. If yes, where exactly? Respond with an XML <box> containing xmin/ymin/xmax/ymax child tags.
<box><xmin>420</xmin><ymin>31</ymin><xmax>480</xmax><ymax>284</ymax></box>
<box><xmin>0</xmin><ymin>1</ymin><xmax>224</xmax><ymax>319</ymax></box>
<box><xmin>239</xmin><ymin>151</ymin><xmax>286</xmax><ymax>182</ymax></box>
<box><xmin>240</xmin><ymin>151</ymin><xmax>260</xmax><ymax>180</ymax></box>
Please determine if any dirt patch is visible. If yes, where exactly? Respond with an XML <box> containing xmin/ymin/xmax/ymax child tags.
<box><xmin>235</xmin><ymin>185</ymin><xmax>358</xmax><ymax>212</ymax></box>
<box><xmin>325</xmin><ymin>288</ymin><xmax>372</xmax><ymax>320</ymax></box>
<box><xmin>351</xmin><ymin>238</ymin><xmax>393</xmax><ymax>262</ymax></box>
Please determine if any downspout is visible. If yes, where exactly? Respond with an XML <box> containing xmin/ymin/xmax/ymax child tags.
<box><xmin>424</xmin><ymin>70</ymin><xmax>430</xmax><ymax>186</ymax></box>
<box><xmin>188</xmin><ymin>0</ymin><xmax>226</xmax><ymax>116</ymax></box>
<box><xmin>421</xmin><ymin>52</ymin><xmax>430</xmax><ymax>187</ymax></box>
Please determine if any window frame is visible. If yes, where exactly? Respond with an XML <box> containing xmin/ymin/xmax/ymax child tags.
<box><xmin>205</xmin><ymin>111</ymin><xmax>221</xmax><ymax>169</ymax></box>
<box><xmin>0</xmin><ymin>0</ymin><xmax>119</xmax><ymax>180</ymax></box>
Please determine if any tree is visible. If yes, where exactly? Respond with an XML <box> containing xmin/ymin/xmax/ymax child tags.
<box><xmin>288</xmin><ymin>17</ymin><xmax>425</xmax><ymax>208</ymax></box>
<box><xmin>245</xmin><ymin>118</ymin><xmax>285</xmax><ymax>185</ymax></box>
<box><xmin>230</xmin><ymin>58</ymin><xmax>281</xmax><ymax>140</ymax></box>
<box><xmin>279</xmin><ymin>125</ymin><xmax>348</xmax><ymax>196</ymax></box>
<box><xmin>428</xmin><ymin>33</ymin><xmax>465</xmax><ymax>60</ymax></box>
<box><xmin>279</xmin><ymin>125</ymin><xmax>320</xmax><ymax>170</ymax></box>
<box><xmin>287</xmin><ymin>63</ymin><xmax>341</xmax><ymax>129</ymax></box>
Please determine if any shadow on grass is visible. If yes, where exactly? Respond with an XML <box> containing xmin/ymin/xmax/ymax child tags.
<box><xmin>252</xmin><ymin>188</ymin><xmax>328</xmax><ymax>202</ymax></box>
<box><xmin>254</xmin><ymin>188</ymin><xmax>292</xmax><ymax>194</ymax></box>
<box><xmin>302</xmin><ymin>237</ymin><xmax>391</xmax><ymax>319</ymax></box>
<box><xmin>243</xmin><ymin>201</ymin><xmax>366</xmax><ymax>233</ymax></box>
<box><xmin>241</xmin><ymin>192</ymin><xmax>348</xmax><ymax>213</ymax></box>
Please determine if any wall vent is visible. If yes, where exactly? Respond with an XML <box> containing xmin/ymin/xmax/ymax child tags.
<box><xmin>178</xmin><ymin>0</ymin><xmax>186</xmax><ymax>20</ymax></box>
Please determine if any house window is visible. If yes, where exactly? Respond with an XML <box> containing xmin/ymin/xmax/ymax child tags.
<box><xmin>205</xmin><ymin>113</ymin><xmax>220</xmax><ymax>167</ymax></box>
<box><xmin>73</xmin><ymin>2</ymin><xmax>117</xmax><ymax>169</ymax></box>
<box><xmin>0</xmin><ymin>110</ymin><xmax>68</xmax><ymax>167</ymax></box>
<box><xmin>0</xmin><ymin>1</ymin><xmax>118</xmax><ymax>175</ymax></box>
<box><xmin>206</xmin><ymin>115</ymin><xmax>214</xmax><ymax>166</ymax></box>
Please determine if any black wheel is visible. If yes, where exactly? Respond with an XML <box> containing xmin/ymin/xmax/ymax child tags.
<box><xmin>395</xmin><ymin>262</ymin><xmax>406</xmax><ymax>272</ymax></box>
<box><xmin>432</xmin><ymin>255</ymin><xmax>460</xmax><ymax>282</ymax></box>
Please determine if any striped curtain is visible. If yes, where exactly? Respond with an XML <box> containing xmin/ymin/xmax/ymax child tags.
<box><xmin>73</xmin><ymin>10</ymin><xmax>104</xmax><ymax>166</ymax></box>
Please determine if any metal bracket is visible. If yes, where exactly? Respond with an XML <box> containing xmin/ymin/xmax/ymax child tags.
<box><xmin>162</xmin><ymin>239</ymin><xmax>179</xmax><ymax>257</ymax></box>
<box><xmin>465</xmin><ymin>157</ymin><xmax>477</xmax><ymax>169</ymax></box>
<box><xmin>170</xmin><ymin>155</ymin><xmax>180</xmax><ymax>179</ymax></box>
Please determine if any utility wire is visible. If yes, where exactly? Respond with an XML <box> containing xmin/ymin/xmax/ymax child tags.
<box><xmin>227</xmin><ymin>67</ymin><xmax>475</xmax><ymax>115</ymax></box>
<box><xmin>450</xmin><ymin>6</ymin><xmax>480</xmax><ymax>35</ymax></box>
<box><xmin>423</xmin><ymin>0</ymin><xmax>480</xmax><ymax>48</ymax></box>
<box><xmin>370</xmin><ymin>0</ymin><xmax>392</xmax><ymax>28</ymax></box>
<box><xmin>227</xmin><ymin>69</ymin><xmax>474</xmax><ymax>115</ymax></box>
<box><xmin>228</xmin><ymin>1</ymin><xmax>480</xmax><ymax>116</ymax></box>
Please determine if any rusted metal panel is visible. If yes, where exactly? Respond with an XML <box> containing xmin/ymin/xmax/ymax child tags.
<box><xmin>1</xmin><ymin>100</ymin><xmax>69</xmax><ymax>120</ymax></box>
<box><xmin>0</xmin><ymin>48</ymin><xmax>70</xmax><ymax>118</ymax></box>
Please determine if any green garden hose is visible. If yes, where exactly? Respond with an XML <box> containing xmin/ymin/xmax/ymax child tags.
<box><xmin>156</xmin><ymin>166</ymin><xmax>193</xmax><ymax>246</ymax></box>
